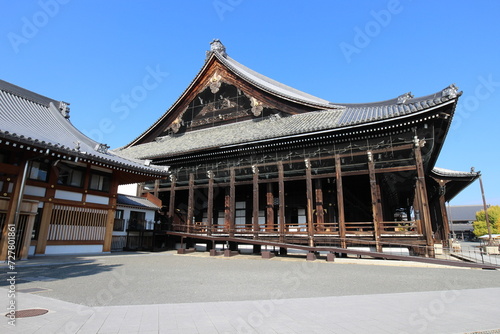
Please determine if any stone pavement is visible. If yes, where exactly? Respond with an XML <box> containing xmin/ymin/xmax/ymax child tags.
<box><xmin>1</xmin><ymin>252</ymin><xmax>500</xmax><ymax>333</ymax></box>
<box><xmin>2</xmin><ymin>286</ymin><xmax>500</xmax><ymax>333</ymax></box>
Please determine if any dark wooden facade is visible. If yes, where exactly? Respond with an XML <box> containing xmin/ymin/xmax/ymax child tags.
<box><xmin>120</xmin><ymin>40</ymin><xmax>478</xmax><ymax>256</ymax></box>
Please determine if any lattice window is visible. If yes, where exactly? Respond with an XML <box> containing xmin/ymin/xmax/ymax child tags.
<box><xmin>48</xmin><ymin>205</ymin><xmax>107</xmax><ymax>241</ymax></box>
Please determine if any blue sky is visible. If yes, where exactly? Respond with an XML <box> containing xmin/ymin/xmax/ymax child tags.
<box><xmin>1</xmin><ymin>0</ymin><xmax>499</xmax><ymax>206</ymax></box>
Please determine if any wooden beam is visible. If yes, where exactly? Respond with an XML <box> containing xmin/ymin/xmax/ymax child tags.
<box><xmin>341</xmin><ymin>165</ymin><xmax>416</xmax><ymax>177</ymax></box>
<box><xmin>187</xmin><ymin>173</ymin><xmax>195</xmax><ymax>233</ymax></box>
<box><xmin>278</xmin><ymin>161</ymin><xmax>285</xmax><ymax>242</ymax></box>
<box><xmin>252</xmin><ymin>166</ymin><xmax>259</xmax><ymax>238</ymax></box>
<box><xmin>46</xmin><ymin>240</ymin><xmax>104</xmax><ymax>245</ymax></box>
<box><xmin>0</xmin><ymin>163</ymin><xmax>19</xmax><ymax>175</ymax></box>
<box><xmin>167</xmin><ymin>165</ymin><xmax>418</xmax><ymax>191</ymax></box>
<box><xmin>335</xmin><ymin>155</ymin><xmax>346</xmax><ymax>249</ymax></box>
<box><xmin>305</xmin><ymin>159</ymin><xmax>314</xmax><ymax>247</ymax></box>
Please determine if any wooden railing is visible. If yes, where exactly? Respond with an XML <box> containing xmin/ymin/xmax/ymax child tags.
<box><xmin>345</xmin><ymin>222</ymin><xmax>374</xmax><ymax>235</ymax></box>
<box><xmin>379</xmin><ymin>221</ymin><xmax>418</xmax><ymax>234</ymax></box>
<box><xmin>169</xmin><ymin>220</ymin><xmax>420</xmax><ymax>237</ymax></box>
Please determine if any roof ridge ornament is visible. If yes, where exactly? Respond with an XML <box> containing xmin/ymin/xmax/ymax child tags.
<box><xmin>208</xmin><ymin>39</ymin><xmax>227</xmax><ymax>58</ymax></box>
<box><xmin>95</xmin><ymin>143</ymin><xmax>110</xmax><ymax>154</ymax></box>
<box><xmin>442</xmin><ymin>84</ymin><xmax>458</xmax><ymax>99</ymax></box>
<box><xmin>58</xmin><ymin>101</ymin><xmax>70</xmax><ymax>119</ymax></box>
<box><xmin>397</xmin><ymin>92</ymin><xmax>413</xmax><ymax>104</ymax></box>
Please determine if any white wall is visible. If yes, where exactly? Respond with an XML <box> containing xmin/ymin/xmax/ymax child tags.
<box><xmin>118</xmin><ymin>183</ymin><xmax>138</xmax><ymax>196</ymax></box>
<box><xmin>112</xmin><ymin>206</ymin><xmax>157</xmax><ymax>236</ymax></box>
<box><xmin>44</xmin><ymin>244</ymin><xmax>104</xmax><ymax>255</ymax></box>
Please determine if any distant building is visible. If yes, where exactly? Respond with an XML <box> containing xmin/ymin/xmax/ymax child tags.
<box><xmin>112</xmin><ymin>193</ymin><xmax>161</xmax><ymax>251</ymax></box>
<box><xmin>0</xmin><ymin>80</ymin><xmax>168</xmax><ymax>259</ymax></box>
<box><xmin>447</xmin><ymin>205</ymin><xmax>486</xmax><ymax>240</ymax></box>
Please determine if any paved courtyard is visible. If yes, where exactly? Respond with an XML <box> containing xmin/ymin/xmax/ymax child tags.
<box><xmin>1</xmin><ymin>251</ymin><xmax>500</xmax><ymax>333</ymax></box>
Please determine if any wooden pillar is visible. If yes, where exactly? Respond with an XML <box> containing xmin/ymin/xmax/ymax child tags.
<box><xmin>229</xmin><ymin>168</ymin><xmax>235</xmax><ymax>237</ymax></box>
<box><xmin>0</xmin><ymin>160</ymin><xmax>27</xmax><ymax>261</ymax></box>
<box><xmin>224</xmin><ymin>189</ymin><xmax>231</xmax><ymax>233</ymax></box>
<box><xmin>103</xmin><ymin>177</ymin><xmax>119</xmax><ymax>252</ymax></box>
<box><xmin>413</xmin><ymin>188</ymin><xmax>423</xmax><ymax>235</ymax></box>
<box><xmin>153</xmin><ymin>179</ymin><xmax>160</xmax><ymax>197</ymax></box>
<box><xmin>368</xmin><ymin>152</ymin><xmax>382</xmax><ymax>252</ymax></box>
<box><xmin>266</xmin><ymin>183</ymin><xmax>274</xmax><ymax>232</ymax></box>
<box><xmin>187</xmin><ymin>173</ymin><xmax>195</xmax><ymax>233</ymax></box>
<box><xmin>437</xmin><ymin>180</ymin><xmax>451</xmax><ymax>248</ymax></box>
<box><xmin>168</xmin><ymin>175</ymin><xmax>176</xmax><ymax>223</ymax></box>
<box><xmin>278</xmin><ymin>161</ymin><xmax>285</xmax><ymax>243</ymax></box>
<box><xmin>439</xmin><ymin>195</ymin><xmax>450</xmax><ymax>248</ymax></box>
<box><xmin>35</xmin><ymin>202</ymin><xmax>53</xmax><ymax>254</ymax></box>
<box><xmin>414</xmin><ymin>139</ymin><xmax>435</xmax><ymax>256</ymax></box>
<box><xmin>335</xmin><ymin>155</ymin><xmax>346</xmax><ymax>249</ymax></box>
<box><xmin>17</xmin><ymin>200</ymin><xmax>38</xmax><ymax>260</ymax></box>
<box><xmin>137</xmin><ymin>182</ymin><xmax>144</xmax><ymax>197</ymax></box>
<box><xmin>103</xmin><ymin>209</ymin><xmax>115</xmax><ymax>252</ymax></box>
<box><xmin>252</xmin><ymin>166</ymin><xmax>259</xmax><ymax>238</ymax></box>
<box><xmin>305</xmin><ymin>159</ymin><xmax>314</xmax><ymax>247</ymax></box>
<box><xmin>207</xmin><ymin>171</ymin><xmax>214</xmax><ymax>236</ymax></box>
<box><xmin>315</xmin><ymin>179</ymin><xmax>325</xmax><ymax>232</ymax></box>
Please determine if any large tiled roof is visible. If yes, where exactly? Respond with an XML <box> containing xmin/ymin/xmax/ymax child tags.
<box><xmin>118</xmin><ymin>86</ymin><xmax>460</xmax><ymax>160</ymax></box>
<box><xmin>447</xmin><ymin>205</ymin><xmax>485</xmax><ymax>222</ymax></box>
<box><xmin>216</xmin><ymin>52</ymin><xmax>337</xmax><ymax>109</ymax></box>
<box><xmin>0</xmin><ymin>79</ymin><xmax>168</xmax><ymax>177</ymax></box>
<box><xmin>122</xmin><ymin>40</ymin><xmax>462</xmax><ymax>160</ymax></box>
<box><xmin>430</xmin><ymin>167</ymin><xmax>479</xmax><ymax>202</ymax></box>
<box><xmin>127</xmin><ymin>40</ymin><xmax>461</xmax><ymax>150</ymax></box>
<box><xmin>431</xmin><ymin>167</ymin><xmax>479</xmax><ymax>179</ymax></box>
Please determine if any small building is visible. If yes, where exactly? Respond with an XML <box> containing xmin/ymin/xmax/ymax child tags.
<box><xmin>0</xmin><ymin>79</ymin><xmax>168</xmax><ymax>259</ymax></box>
<box><xmin>112</xmin><ymin>193</ymin><xmax>161</xmax><ymax>251</ymax></box>
<box><xmin>447</xmin><ymin>205</ymin><xmax>486</xmax><ymax>241</ymax></box>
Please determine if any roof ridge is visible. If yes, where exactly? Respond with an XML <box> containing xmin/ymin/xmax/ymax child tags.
<box><xmin>216</xmin><ymin>53</ymin><xmax>337</xmax><ymax>108</ymax></box>
<box><xmin>0</xmin><ymin>79</ymin><xmax>60</xmax><ymax>107</ymax></box>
